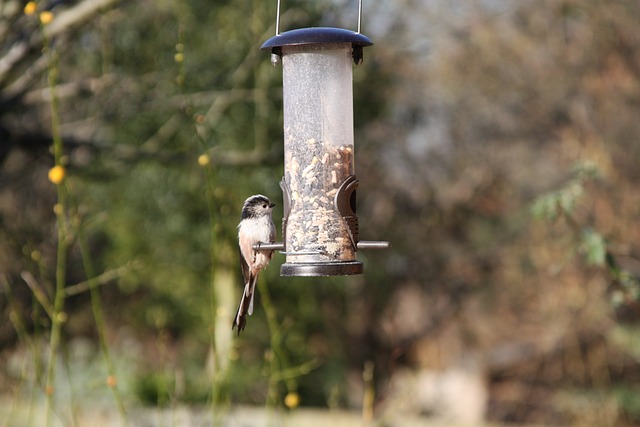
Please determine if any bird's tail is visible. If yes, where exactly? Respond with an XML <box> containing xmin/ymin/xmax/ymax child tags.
<box><xmin>232</xmin><ymin>274</ymin><xmax>257</xmax><ymax>335</ymax></box>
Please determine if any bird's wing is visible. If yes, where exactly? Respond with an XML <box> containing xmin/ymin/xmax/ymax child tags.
<box><xmin>239</xmin><ymin>246</ymin><xmax>251</xmax><ymax>285</ymax></box>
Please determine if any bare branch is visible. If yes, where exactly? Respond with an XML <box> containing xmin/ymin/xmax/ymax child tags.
<box><xmin>0</xmin><ymin>42</ymin><xmax>30</xmax><ymax>87</ymax></box>
<box><xmin>0</xmin><ymin>0</ymin><xmax>118</xmax><ymax>88</ymax></box>
<box><xmin>43</xmin><ymin>0</ymin><xmax>119</xmax><ymax>40</ymax></box>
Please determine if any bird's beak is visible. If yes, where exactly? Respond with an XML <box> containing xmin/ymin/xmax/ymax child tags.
<box><xmin>270</xmin><ymin>203</ymin><xmax>276</xmax><ymax>208</ymax></box>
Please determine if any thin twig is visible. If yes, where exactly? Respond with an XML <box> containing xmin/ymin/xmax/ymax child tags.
<box><xmin>64</xmin><ymin>261</ymin><xmax>137</xmax><ymax>297</ymax></box>
<box><xmin>20</xmin><ymin>271</ymin><xmax>54</xmax><ymax>319</ymax></box>
<box><xmin>268</xmin><ymin>359</ymin><xmax>319</xmax><ymax>382</ymax></box>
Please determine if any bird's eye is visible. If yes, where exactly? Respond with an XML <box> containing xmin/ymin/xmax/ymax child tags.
<box><xmin>262</xmin><ymin>204</ymin><xmax>267</xmax><ymax>208</ymax></box>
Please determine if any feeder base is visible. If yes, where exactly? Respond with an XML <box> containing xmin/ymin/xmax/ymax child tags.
<box><xmin>280</xmin><ymin>261</ymin><xmax>363</xmax><ymax>277</ymax></box>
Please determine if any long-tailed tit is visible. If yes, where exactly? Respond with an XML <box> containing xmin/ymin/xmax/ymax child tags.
<box><xmin>233</xmin><ymin>194</ymin><xmax>277</xmax><ymax>334</ymax></box>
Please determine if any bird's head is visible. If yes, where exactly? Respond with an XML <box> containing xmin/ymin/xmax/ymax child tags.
<box><xmin>241</xmin><ymin>194</ymin><xmax>275</xmax><ymax>219</ymax></box>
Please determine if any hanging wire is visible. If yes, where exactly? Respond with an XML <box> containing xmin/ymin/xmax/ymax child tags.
<box><xmin>274</xmin><ymin>0</ymin><xmax>364</xmax><ymax>35</ymax></box>
<box><xmin>276</xmin><ymin>0</ymin><xmax>281</xmax><ymax>35</ymax></box>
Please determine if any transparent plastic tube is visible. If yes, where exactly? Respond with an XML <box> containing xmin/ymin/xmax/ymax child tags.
<box><xmin>281</xmin><ymin>42</ymin><xmax>357</xmax><ymax>264</ymax></box>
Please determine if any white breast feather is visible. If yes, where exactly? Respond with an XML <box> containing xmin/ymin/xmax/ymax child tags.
<box><xmin>239</xmin><ymin>215</ymin><xmax>276</xmax><ymax>272</ymax></box>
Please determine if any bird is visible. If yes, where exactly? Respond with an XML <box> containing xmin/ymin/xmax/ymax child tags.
<box><xmin>233</xmin><ymin>194</ymin><xmax>277</xmax><ymax>334</ymax></box>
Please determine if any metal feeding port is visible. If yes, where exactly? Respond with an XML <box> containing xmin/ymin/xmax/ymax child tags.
<box><xmin>255</xmin><ymin>1</ymin><xmax>389</xmax><ymax>277</ymax></box>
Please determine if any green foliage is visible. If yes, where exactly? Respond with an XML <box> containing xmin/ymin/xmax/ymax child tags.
<box><xmin>531</xmin><ymin>161</ymin><xmax>600</xmax><ymax>221</ymax></box>
<box><xmin>134</xmin><ymin>366</ymin><xmax>211</xmax><ymax>407</ymax></box>
<box><xmin>614</xmin><ymin>386</ymin><xmax>640</xmax><ymax>423</ymax></box>
<box><xmin>135</xmin><ymin>371</ymin><xmax>176</xmax><ymax>407</ymax></box>
<box><xmin>531</xmin><ymin>158</ymin><xmax>640</xmax><ymax>309</ymax></box>
<box><xmin>580</xmin><ymin>229</ymin><xmax>606</xmax><ymax>267</ymax></box>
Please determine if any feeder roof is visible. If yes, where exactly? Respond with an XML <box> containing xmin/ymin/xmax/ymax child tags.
<box><xmin>261</xmin><ymin>27</ymin><xmax>373</xmax><ymax>50</ymax></box>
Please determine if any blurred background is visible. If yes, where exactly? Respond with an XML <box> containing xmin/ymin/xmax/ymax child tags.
<box><xmin>1</xmin><ymin>0</ymin><xmax>640</xmax><ymax>425</ymax></box>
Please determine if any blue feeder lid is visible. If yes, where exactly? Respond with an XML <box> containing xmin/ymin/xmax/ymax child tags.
<box><xmin>261</xmin><ymin>27</ymin><xmax>373</xmax><ymax>50</ymax></box>
<box><xmin>262</xmin><ymin>27</ymin><xmax>372</xmax><ymax>65</ymax></box>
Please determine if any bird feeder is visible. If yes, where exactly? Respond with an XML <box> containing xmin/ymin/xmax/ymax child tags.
<box><xmin>258</xmin><ymin>1</ymin><xmax>389</xmax><ymax>276</ymax></box>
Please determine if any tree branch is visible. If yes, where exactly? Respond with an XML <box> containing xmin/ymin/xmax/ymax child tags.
<box><xmin>43</xmin><ymin>0</ymin><xmax>119</xmax><ymax>40</ymax></box>
<box><xmin>0</xmin><ymin>0</ymin><xmax>119</xmax><ymax>89</ymax></box>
